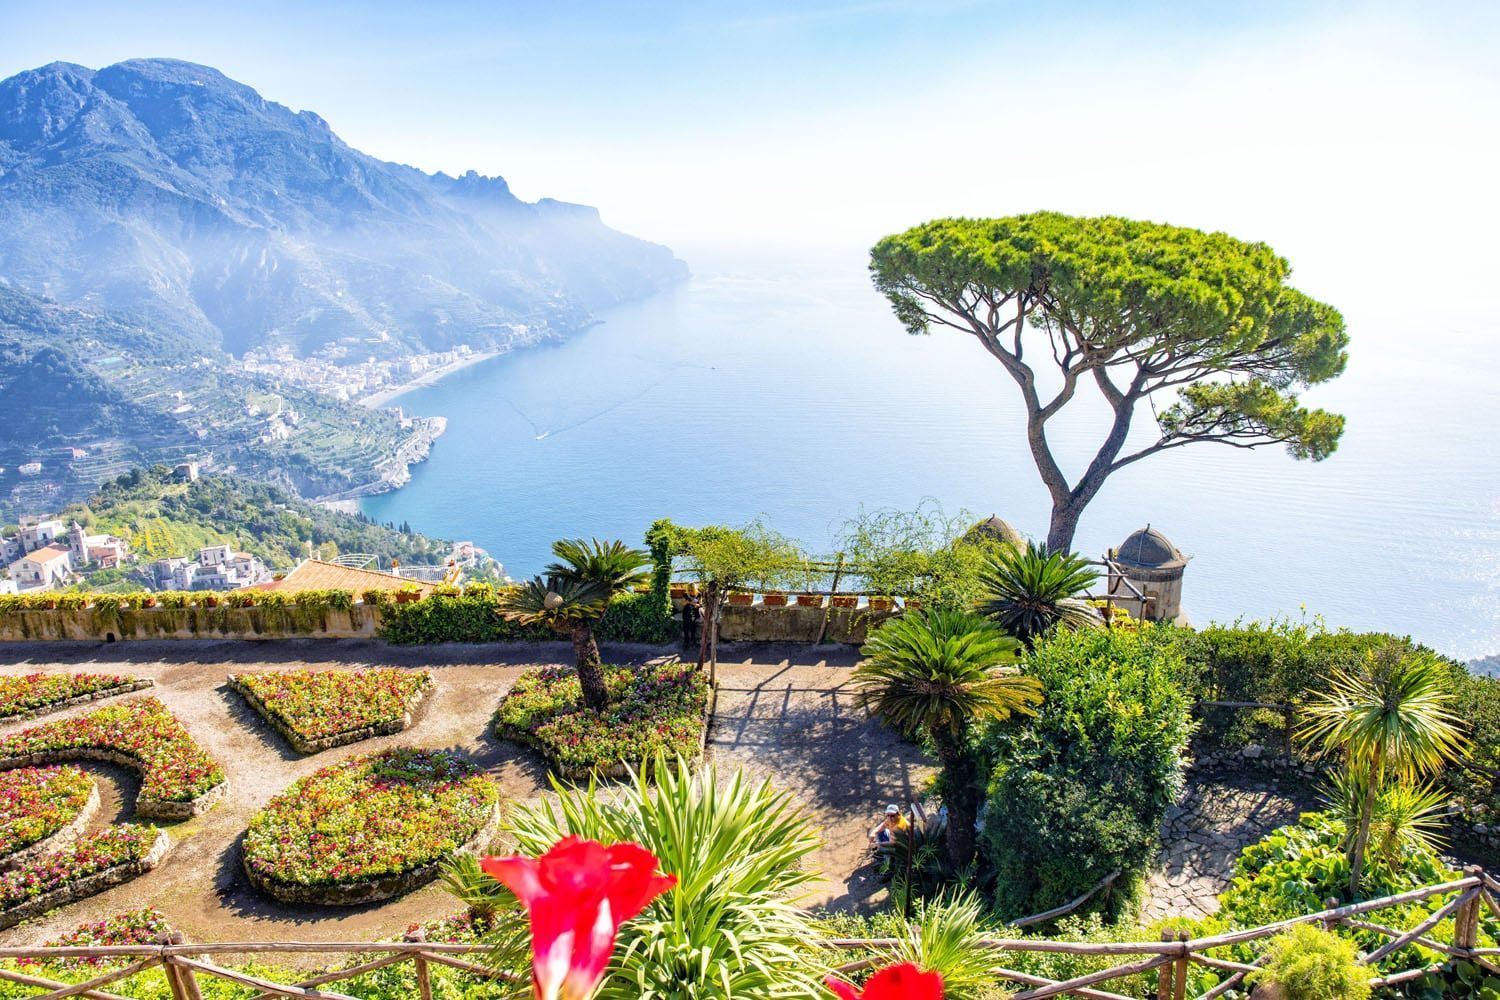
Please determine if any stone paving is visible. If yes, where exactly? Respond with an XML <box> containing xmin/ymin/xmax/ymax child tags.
<box><xmin>1142</xmin><ymin>771</ymin><xmax>1319</xmax><ymax>922</ymax></box>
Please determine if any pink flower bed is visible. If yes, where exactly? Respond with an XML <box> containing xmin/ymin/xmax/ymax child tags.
<box><xmin>0</xmin><ymin>698</ymin><xmax>224</xmax><ymax>805</ymax></box>
<box><xmin>0</xmin><ymin>824</ymin><xmax>159</xmax><ymax>912</ymax></box>
<box><xmin>230</xmin><ymin>668</ymin><xmax>432</xmax><ymax>748</ymax></box>
<box><xmin>0</xmin><ymin>765</ymin><xmax>94</xmax><ymax>858</ymax></box>
<box><xmin>0</xmin><ymin>672</ymin><xmax>147</xmax><ymax>720</ymax></box>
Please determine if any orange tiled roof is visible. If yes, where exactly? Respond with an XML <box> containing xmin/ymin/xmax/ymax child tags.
<box><xmin>243</xmin><ymin>559</ymin><xmax>437</xmax><ymax>595</ymax></box>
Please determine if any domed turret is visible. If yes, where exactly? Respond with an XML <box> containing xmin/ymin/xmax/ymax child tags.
<box><xmin>966</xmin><ymin>515</ymin><xmax>1025</xmax><ymax>548</ymax></box>
<box><xmin>1108</xmin><ymin>525</ymin><xmax>1188</xmax><ymax>623</ymax></box>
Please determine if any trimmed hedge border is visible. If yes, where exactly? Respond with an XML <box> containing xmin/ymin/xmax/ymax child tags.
<box><xmin>0</xmin><ymin>827</ymin><xmax>171</xmax><ymax>930</ymax></box>
<box><xmin>0</xmin><ymin>679</ymin><xmax>155</xmax><ymax>723</ymax></box>
<box><xmin>226</xmin><ymin>674</ymin><xmax>433</xmax><ymax>754</ymax></box>
<box><xmin>0</xmin><ymin>749</ymin><xmax>227</xmax><ymax>820</ymax></box>
<box><xmin>241</xmin><ymin>803</ymin><xmax>500</xmax><ymax>906</ymax></box>
<box><xmin>0</xmin><ymin>782</ymin><xmax>101</xmax><ymax>870</ymax></box>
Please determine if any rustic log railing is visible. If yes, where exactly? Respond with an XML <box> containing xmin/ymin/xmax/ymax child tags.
<box><xmin>0</xmin><ymin>873</ymin><xmax>1493</xmax><ymax>998</ymax></box>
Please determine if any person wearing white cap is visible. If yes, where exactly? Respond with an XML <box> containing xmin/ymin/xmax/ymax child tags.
<box><xmin>869</xmin><ymin>803</ymin><xmax>909</xmax><ymax>848</ymax></box>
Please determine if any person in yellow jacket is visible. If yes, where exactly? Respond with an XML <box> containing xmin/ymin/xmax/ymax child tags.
<box><xmin>869</xmin><ymin>803</ymin><xmax>909</xmax><ymax>848</ymax></box>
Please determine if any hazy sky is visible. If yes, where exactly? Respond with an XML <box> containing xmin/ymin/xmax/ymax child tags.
<box><xmin>3</xmin><ymin>1</ymin><xmax>1497</xmax><ymax>319</ymax></box>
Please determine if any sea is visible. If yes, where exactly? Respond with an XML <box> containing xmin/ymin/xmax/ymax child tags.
<box><xmin>362</xmin><ymin>251</ymin><xmax>1500</xmax><ymax>664</ymax></box>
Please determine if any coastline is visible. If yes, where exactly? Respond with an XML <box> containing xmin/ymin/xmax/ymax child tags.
<box><xmin>357</xmin><ymin>350</ymin><xmax>501</xmax><ymax>409</ymax></box>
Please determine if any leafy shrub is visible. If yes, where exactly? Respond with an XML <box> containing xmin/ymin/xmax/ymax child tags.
<box><xmin>0</xmin><ymin>824</ymin><xmax>160</xmax><ymax>914</ymax></box>
<box><xmin>243</xmin><ymin>748</ymin><xmax>497</xmax><ymax>889</ymax></box>
<box><xmin>1251</xmin><ymin>924</ymin><xmax>1371</xmax><ymax>1000</ymax></box>
<box><xmin>0</xmin><ymin>766</ymin><xmax>93</xmax><ymax>858</ymax></box>
<box><xmin>980</xmin><ymin>625</ymin><xmax>1194</xmax><ymax>921</ymax></box>
<box><xmin>595</xmin><ymin>590</ymin><xmax>674</xmax><ymax>643</ymax></box>
<box><xmin>0</xmin><ymin>672</ymin><xmax>146</xmax><ymax>719</ymax></box>
<box><xmin>502</xmin><ymin>759</ymin><xmax>827</xmax><ymax>999</ymax></box>
<box><xmin>0</xmin><ymin>697</ymin><xmax>224</xmax><ymax>805</ymax></box>
<box><xmin>493</xmin><ymin>665</ymin><xmax>708</xmax><ymax>775</ymax></box>
<box><xmin>375</xmin><ymin>587</ymin><xmax>551</xmax><ymax>643</ymax></box>
<box><xmin>230</xmin><ymin>668</ymin><xmax>432</xmax><ymax>748</ymax></box>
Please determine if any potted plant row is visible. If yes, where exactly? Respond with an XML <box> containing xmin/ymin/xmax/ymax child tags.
<box><xmin>726</xmin><ymin>592</ymin><xmax>754</xmax><ymax>607</ymax></box>
<box><xmin>761</xmin><ymin>592</ymin><xmax>788</xmax><ymax>607</ymax></box>
<box><xmin>795</xmin><ymin>593</ymin><xmax>824</xmax><ymax>608</ymax></box>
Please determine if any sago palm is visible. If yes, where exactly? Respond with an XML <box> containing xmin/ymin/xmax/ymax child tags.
<box><xmin>976</xmin><ymin>541</ymin><xmax>1100</xmax><ymax>646</ymax></box>
<box><xmin>498</xmin><ymin>575</ymin><xmax>612</xmax><ymax>710</ymax></box>
<box><xmin>547</xmin><ymin>537</ymin><xmax>653</xmax><ymax>595</ymax></box>
<box><xmin>856</xmin><ymin>609</ymin><xmax>1042</xmax><ymax>866</ymax></box>
<box><xmin>1298</xmin><ymin>643</ymin><xmax>1468</xmax><ymax>895</ymax></box>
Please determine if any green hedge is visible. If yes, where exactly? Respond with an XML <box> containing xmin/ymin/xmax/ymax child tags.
<box><xmin>374</xmin><ymin>589</ymin><xmax>672</xmax><ymax>645</ymax></box>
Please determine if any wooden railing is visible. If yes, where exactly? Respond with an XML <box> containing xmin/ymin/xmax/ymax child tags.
<box><xmin>2</xmin><ymin>873</ymin><xmax>1495</xmax><ymax>998</ymax></box>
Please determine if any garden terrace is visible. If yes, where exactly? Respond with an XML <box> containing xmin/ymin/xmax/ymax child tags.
<box><xmin>0</xmin><ymin>766</ymin><xmax>98</xmax><ymax>865</ymax></box>
<box><xmin>228</xmin><ymin>669</ymin><xmax>433</xmax><ymax>753</ymax></box>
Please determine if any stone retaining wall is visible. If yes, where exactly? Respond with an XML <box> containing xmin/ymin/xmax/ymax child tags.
<box><xmin>227</xmin><ymin>675</ymin><xmax>433</xmax><ymax>754</ymax></box>
<box><xmin>0</xmin><ymin>828</ymin><xmax>172</xmax><ymax>930</ymax></box>
<box><xmin>0</xmin><ymin>679</ymin><xmax>156</xmax><ymax>722</ymax></box>
<box><xmin>0</xmin><ymin>782</ymin><xmax>100</xmax><ymax>870</ymax></box>
<box><xmin>0</xmin><ymin>748</ymin><xmax>228</xmax><ymax>820</ymax></box>
<box><xmin>716</xmin><ymin>604</ymin><xmax>898</xmax><ymax>644</ymax></box>
<box><xmin>0</xmin><ymin>606</ymin><xmax>376</xmax><ymax>643</ymax></box>
<box><xmin>243</xmin><ymin>803</ymin><xmax>500</xmax><ymax>906</ymax></box>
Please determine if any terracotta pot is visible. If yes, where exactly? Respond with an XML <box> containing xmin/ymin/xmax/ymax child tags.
<box><xmin>830</xmin><ymin>595</ymin><xmax>858</xmax><ymax>609</ymax></box>
<box><xmin>142</xmin><ymin>597</ymin><xmax>157</xmax><ymax>609</ymax></box>
<box><xmin>395</xmin><ymin>591</ymin><xmax>422</xmax><ymax>604</ymax></box>
<box><xmin>867</xmin><ymin>596</ymin><xmax>895</xmax><ymax>611</ymax></box>
<box><xmin>903</xmin><ymin>598</ymin><xmax>922</xmax><ymax>611</ymax></box>
<box><xmin>761</xmin><ymin>593</ymin><xmax>788</xmax><ymax>607</ymax></box>
<box><xmin>40</xmin><ymin>599</ymin><xmax>58</xmax><ymax>610</ymax></box>
<box><xmin>796</xmin><ymin>594</ymin><xmax>824</xmax><ymax>608</ymax></box>
<box><xmin>203</xmin><ymin>596</ymin><xmax>220</xmax><ymax>608</ymax></box>
<box><xmin>669</xmin><ymin>585</ymin><xmax>688</xmax><ymax>599</ymax></box>
<box><xmin>726</xmin><ymin>592</ymin><xmax>754</xmax><ymax>606</ymax></box>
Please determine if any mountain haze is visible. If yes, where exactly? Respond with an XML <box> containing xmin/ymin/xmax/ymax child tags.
<box><xmin>0</xmin><ymin>58</ymin><xmax>687</xmax><ymax>358</ymax></box>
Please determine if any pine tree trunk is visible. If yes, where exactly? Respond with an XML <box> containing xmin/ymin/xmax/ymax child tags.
<box><xmin>1046</xmin><ymin>502</ymin><xmax>1083</xmax><ymax>553</ymax></box>
<box><xmin>569</xmin><ymin>623</ymin><xmax>609</xmax><ymax>712</ymax></box>
<box><xmin>930</xmin><ymin>726</ymin><xmax>977</xmax><ymax>868</ymax></box>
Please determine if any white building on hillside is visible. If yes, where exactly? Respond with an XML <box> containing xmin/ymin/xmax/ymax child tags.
<box><xmin>8</xmin><ymin>544</ymin><xmax>73</xmax><ymax>591</ymax></box>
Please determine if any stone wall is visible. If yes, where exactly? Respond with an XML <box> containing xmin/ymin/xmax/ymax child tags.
<box><xmin>716</xmin><ymin>603</ymin><xmax>899</xmax><ymax>645</ymax></box>
<box><xmin>0</xmin><ymin>605</ymin><xmax>376</xmax><ymax>642</ymax></box>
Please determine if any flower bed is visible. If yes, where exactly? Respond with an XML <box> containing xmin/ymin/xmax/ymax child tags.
<box><xmin>0</xmin><ymin>698</ymin><xmax>226</xmax><ymax>819</ymax></box>
<box><xmin>0</xmin><ymin>766</ymin><xmax>99</xmax><ymax>866</ymax></box>
<box><xmin>243</xmin><ymin>748</ymin><xmax>499</xmax><ymax>905</ymax></box>
<box><xmin>19</xmin><ymin>908</ymin><xmax>174</xmax><ymax>969</ymax></box>
<box><xmin>0</xmin><ymin>824</ymin><xmax>170</xmax><ymax>929</ymax></box>
<box><xmin>493</xmin><ymin>665</ymin><xmax>710</xmax><ymax>778</ymax></box>
<box><xmin>0</xmin><ymin>673</ymin><xmax>154</xmax><ymax>721</ymax></box>
<box><xmin>228</xmin><ymin>669</ymin><xmax>434</xmax><ymax>753</ymax></box>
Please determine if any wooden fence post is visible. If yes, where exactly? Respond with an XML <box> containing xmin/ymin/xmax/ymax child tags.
<box><xmin>405</xmin><ymin>927</ymin><xmax>433</xmax><ymax>1000</ymax></box>
<box><xmin>1322</xmin><ymin>897</ymin><xmax>1340</xmax><ymax>932</ymax></box>
<box><xmin>1172</xmin><ymin>929</ymin><xmax>1190</xmax><ymax>1000</ymax></box>
<box><xmin>1156</xmin><ymin>929</ymin><xmax>1174</xmax><ymax>1000</ymax></box>
<box><xmin>157</xmin><ymin>930</ymin><xmax>203</xmax><ymax>1000</ymax></box>
<box><xmin>1456</xmin><ymin>867</ymin><xmax>1484</xmax><ymax>954</ymax></box>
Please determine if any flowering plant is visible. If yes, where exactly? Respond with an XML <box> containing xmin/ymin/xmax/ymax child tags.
<box><xmin>827</xmin><ymin>963</ymin><xmax>945</xmax><ymax>999</ymax></box>
<box><xmin>494</xmin><ymin>666</ymin><xmax>708</xmax><ymax>774</ymax></box>
<box><xmin>482</xmin><ymin>836</ymin><xmax>676</xmax><ymax>1000</ymax></box>
<box><xmin>244</xmin><ymin>748</ymin><xmax>497</xmax><ymax>888</ymax></box>
<box><xmin>0</xmin><ymin>824</ymin><xmax>159</xmax><ymax>912</ymax></box>
<box><xmin>24</xmin><ymin>908</ymin><xmax>172</xmax><ymax>968</ymax></box>
<box><xmin>0</xmin><ymin>698</ymin><xmax>224</xmax><ymax>804</ymax></box>
<box><xmin>0</xmin><ymin>672</ymin><xmax>145</xmax><ymax>719</ymax></box>
<box><xmin>231</xmin><ymin>668</ymin><xmax>432</xmax><ymax>744</ymax></box>
<box><xmin>0</xmin><ymin>765</ymin><xmax>93</xmax><ymax>858</ymax></box>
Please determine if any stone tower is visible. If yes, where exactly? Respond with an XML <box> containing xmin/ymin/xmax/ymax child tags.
<box><xmin>1108</xmin><ymin>525</ymin><xmax>1188</xmax><ymax>624</ymax></box>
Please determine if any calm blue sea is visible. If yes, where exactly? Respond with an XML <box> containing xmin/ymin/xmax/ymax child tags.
<box><xmin>362</xmin><ymin>252</ymin><xmax>1500</xmax><ymax>662</ymax></box>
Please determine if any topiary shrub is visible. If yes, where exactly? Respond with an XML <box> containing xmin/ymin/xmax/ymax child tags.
<box><xmin>979</xmin><ymin>625</ymin><xmax>1194</xmax><ymax>922</ymax></box>
<box><xmin>1250</xmin><ymin>924</ymin><xmax>1371</xmax><ymax>1000</ymax></box>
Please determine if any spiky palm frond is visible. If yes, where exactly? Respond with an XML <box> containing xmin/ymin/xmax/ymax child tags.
<box><xmin>503</xmin><ymin>757</ymin><xmax>827</xmax><ymax>1000</ymax></box>
<box><xmin>496</xmin><ymin>575</ymin><xmax>609</xmax><ymax>628</ymax></box>
<box><xmin>881</xmin><ymin>891</ymin><xmax>1003</xmax><ymax>1000</ymax></box>
<box><xmin>1298</xmin><ymin>645</ymin><xmax>1469</xmax><ymax>782</ymax></box>
<box><xmin>855</xmin><ymin>609</ymin><xmax>1041</xmax><ymax>740</ymax></box>
<box><xmin>975</xmin><ymin>541</ymin><xmax>1100</xmax><ymax>644</ymax></box>
<box><xmin>1323</xmin><ymin>771</ymin><xmax>1453</xmax><ymax>863</ymax></box>
<box><xmin>546</xmin><ymin>538</ymin><xmax>652</xmax><ymax>595</ymax></box>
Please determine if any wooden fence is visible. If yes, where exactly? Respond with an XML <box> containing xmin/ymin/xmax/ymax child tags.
<box><xmin>1</xmin><ymin>873</ymin><xmax>1496</xmax><ymax>998</ymax></box>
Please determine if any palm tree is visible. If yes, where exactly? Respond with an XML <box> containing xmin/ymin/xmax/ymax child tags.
<box><xmin>499</xmin><ymin>538</ymin><xmax>652</xmax><ymax>712</ymax></box>
<box><xmin>1298</xmin><ymin>643</ymin><xmax>1468</xmax><ymax>895</ymax></box>
<box><xmin>855</xmin><ymin>609</ymin><xmax>1043</xmax><ymax>867</ymax></box>
<box><xmin>975</xmin><ymin>541</ymin><xmax>1100</xmax><ymax>647</ymax></box>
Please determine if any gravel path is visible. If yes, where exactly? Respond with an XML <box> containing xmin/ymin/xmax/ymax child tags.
<box><xmin>0</xmin><ymin>639</ymin><xmax>918</xmax><ymax>945</ymax></box>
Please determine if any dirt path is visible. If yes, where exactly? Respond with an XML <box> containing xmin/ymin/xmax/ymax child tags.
<box><xmin>0</xmin><ymin>639</ymin><xmax>918</xmax><ymax>945</ymax></box>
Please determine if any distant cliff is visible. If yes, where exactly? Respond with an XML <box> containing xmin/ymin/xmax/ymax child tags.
<box><xmin>0</xmin><ymin>58</ymin><xmax>688</xmax><ymax>359</ymax></box>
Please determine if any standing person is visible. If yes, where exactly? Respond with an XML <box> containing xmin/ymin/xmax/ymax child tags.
<box><xmin>681</xmin><ymin>592</ymin><xmax>701</xmax><ymax>649</ymax></box>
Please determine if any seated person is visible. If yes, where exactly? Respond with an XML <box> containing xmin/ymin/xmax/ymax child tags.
<box><xmin>868</xmin><ymin>803</ymin><xmax>909</xmax><ymax>848</ymax></box>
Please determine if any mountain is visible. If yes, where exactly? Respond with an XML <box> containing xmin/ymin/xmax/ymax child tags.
<box><xmin>0</xmin><ymin>58</ymin><xmax>687</xmax><ymax>359</ymax></box>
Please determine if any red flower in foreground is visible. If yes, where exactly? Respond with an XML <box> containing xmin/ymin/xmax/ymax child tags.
<box><xmin>481</xmin><ymin>836</ymin><xmax>676</xmax><ymax>1000</ymax></box>
<box><xmin>826</xmin><ymin>962</ymin><xmax>945</xmax><ymax>1000</ymax></box>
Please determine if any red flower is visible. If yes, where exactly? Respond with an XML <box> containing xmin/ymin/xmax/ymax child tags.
<box><xmin>826</xmin><ymin>963</ymin><xmax>944</xmax><ymax>1000</ymax></box>
<box><xmin>481</xmin><ymin>836</ymin><xmax>676</xmax><ymax>1000</ymax></box>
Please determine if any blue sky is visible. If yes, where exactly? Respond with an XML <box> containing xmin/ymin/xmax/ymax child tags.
<box><xmin>3</xmin><ymin>0</ymin><xmax>1497</xmax><ymax>310</ymax></box>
